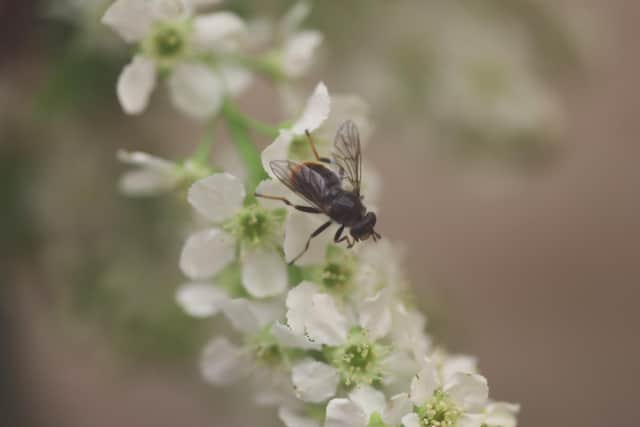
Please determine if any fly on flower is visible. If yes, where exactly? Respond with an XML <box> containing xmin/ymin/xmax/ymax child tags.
<box><xmin>256</xmin><ymin>120</ymin><xmax>380</xmax><ymax>264</ymax></box>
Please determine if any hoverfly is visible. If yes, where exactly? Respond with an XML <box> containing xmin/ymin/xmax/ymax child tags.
<box><xmin>255</xmin><ymin>120</ymin><xmax>380</xmax><ymax>265</ymax></box>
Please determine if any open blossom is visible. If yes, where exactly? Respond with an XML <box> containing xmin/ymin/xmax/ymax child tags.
<box><xmin>401</xmin><ymin>358</ymin><xmax>489</xmax><ymax>427</ymax></box>
<box><xmin>102</xmin><ymin>0</ymin><xmax>251</xmax><ymax>117</ymax></box>
<box><xmin>325</xmin><ymin>385</ymin><xmax>412</xmax><ymax>427</ymax></box>
<box><xmin>117</xmin><ymin>149</ymin><xmax>211</xmax><ymax>196</ymax></box>
<box><xmin>273</xmin><ymin>282</ymin><xmax>411</xmax><ymax>403</ymax></box>
<box><xmin>179</xmin><ymin>173</ymin><xmax>288</xmax><ymax>298</ymax></box>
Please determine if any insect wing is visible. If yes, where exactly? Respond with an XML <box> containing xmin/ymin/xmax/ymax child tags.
<box><xmin>332</xmin><ymin>120</ymin><xmax>362</xmax><ymax>195</ymax></box>
<box><xmin>269</xmin><ymin>160</ymin><xmax>330</xmax><ymax>212</ymax></box>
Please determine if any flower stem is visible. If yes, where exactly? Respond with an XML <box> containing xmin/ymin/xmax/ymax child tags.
<box><xmin>221</xmin><ymin>101</ymin><xmax>268</xmax><ymax>196</ymax></box>
<box><xmin>192</xmin><ymin>119</ymin><xmax>217</xmax><ymax>164</ymax></box>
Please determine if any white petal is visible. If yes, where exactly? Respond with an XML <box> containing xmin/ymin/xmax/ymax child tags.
<box><xmin>117</xmin><ymin>150</ymin><xmax>175</xmax><ymax>171</ymax></box>
<box><xmin>185</xmin><ymin>0</ymin><xmax>222</xmax><ymax>9</ymax></box>
<box><xmin>316</xmin><ymin>94</ymin><xmax>373</xmax><ymax>144</ymax></box>
<box><xmin>168</xmin><ymin>63</ymin><xmax>223</xmax><ymax>119</ymax></box>
<box><xmin>261</xmin><ymin>131</ymin><xmax>293</xmax><ymax>179</ymax></box>
<box><xmin>118</xmin><ymin>169</ymin><xmax>176</xmax><ymax>196</ymax></box>
<box><xmin>325</xmin><ymin>398</ymin><xmax>367</xmax><ymax>427</ymax></box>
<box><xmin>282</xmin><ymin>31</ymin><xmax>323</xmax><ymax>78</ymax></box>
<box><xmin>175</xmin><ymin>282</ymin><xmax>227</xmax><ymax>317</ymax></box>
<box><xmin>280</xmin><ymin>1</ymin><xmax>312</xmax><ymax>34</ymax></box>
<box><xmin>256</xmin><ymin>179</ymin><xmax>294</xmax><ymax>210</ymax></box>
<box><xmin>348</xmin><ymin>385</ymin><xmax>386</xmax><ymax>419</ymax></box>
<box><xmin>410</xmin><ymin>359</ymin><xmax>440</xmax><ymax>406</ymax></box>
<box><xmin>484</xmin><ymin>402</ymin><xmax>520</xmax><ymax>427</ymax></box>
<box><xmin>401</xmin><ymin>413</ymin><xmax>421</xmax><ymax>427</ymax></box>
<box><xmin>188</xmin><ymin>173</ymin><xmax>245</xmax><ymax>222</ymax></box>
<box><xmin>241</xmin><ymin>247</ymin><xmax>287</xmax><ymax>298</ymax></box>
<box><xmin>385</xmin><ymin>393</ymin><xmax>413</xmax><ymax>426</ymax></box>
<box><xmin>306</xmin><ymin>293</ymin><xmax>348</xmax><ymax>346</ymax></box>
<box><xmin>445</xmin><ymin>373</ymin><xmax>489</xmax><ymax>412</ymax></box>
<box><xmin>286</xmin><ymin>281</ymin><xmax>320</xmax><ymax>334</ymax></box>
<box><xmin>279</xmin><ymin>407</ymin><xmax>321</xmax><ymax>427</ymax></box>
<box><xmin>382</xmin><ymin>351</ymin><xmax>419</xmax><ymax>386</ymax></box>
<box><xmin>191</xmin><ymin>11</ymin><xmax>247</xmax><ymax>52</ymax></box>
<box><xmin>179</xmin><ymin>228</ymin><xmax>235</xmax><ymax>279</ymax></box>
<box><xmin>359</xmin><ymin>290</ymin><xmax>392</xmax><ymax>340</ymax></box>
<box><xmin>291</xmin><ymin>82</ymin><xmax>330</xmax><ymax>135</ymax></box>
<box><xmin>221</xmin><ymin>298</ymin><xmax>261</xmax><ymax>333</ymax></box>
<box><xmin>271</xmin><ymin>322</ymin><xmax>320</xmax><ymax>350</ymax></box>
<box><xmin>101</xmin><ymin>0</ymin><xmax>152</xmax><ymax>43</ymax></box>
<box><xmin>200</xmin><ymin>336</ymin><xmax>249</xmax><ymax>385</ymax></box>
<box><xmin>291</xmin><ymin>359</ymin><xmax>339</xmax><ymax>403</ymax></box>
<box><xmin>219</xmin><ymin>63</ymin><xmax>253</xmax><ymax>95</ymax></box>
<box><xmin>116</xmin><ymin>55</ymin><xmax>156</xmax><ymax>114</ymax></box>
<box><xmin>152</xmin><ymin>0</ymin><xmax>190</xmax><ymax>20</ymax></box>
<box><xmin>441</xmin><ymin>355</ymin><xmax>478</xmax><ymax>384</ymax></box>
<box><xmin>458</xmin><ymin>415</ymin><xmax>484</xmax><ymax>427</ymax></box>
<box><xmin>250</xmin><ymin>299</ymin><xmax>286</xmax><ymax>328</ymax></box>
<box><xmin>284</xmin><ymin>211</ymin><xmax>333</xmax><ymax>266</ymax></box>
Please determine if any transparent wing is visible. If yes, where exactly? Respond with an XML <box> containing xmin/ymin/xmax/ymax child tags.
<box><xmin>332</xmin><ymin>120</ymin><xmax>362</xmax><ymax>195</ymax></box>
<box><xmin>269</xmin><ymin>160</ymin><xmax>330</xmax><ymax>212</ymax></box>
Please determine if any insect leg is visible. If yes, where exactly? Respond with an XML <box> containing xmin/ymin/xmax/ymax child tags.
<box><xmin>305</xmin><ymin>130</ymin><xmax>331</xmax><ymax>164</ymax></box>
<box><xmin>255</xmin><ymin>193</ymin><xmax>322</xmax><ymax>214</ymax></box>
<box><xmin>289</xmin><ymin>220</ymin><xmax>333</xmax><ymax>265</ymax></box>
<box><xmin>334</xmin><ymin>226</ymin><xmax>355</xmax><ymax>248</ymax></box>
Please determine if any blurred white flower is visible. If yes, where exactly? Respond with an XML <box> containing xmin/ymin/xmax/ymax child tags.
<box><xmin>117</xmin><ymin>149</ymin><xmax>179</xmax><ymax>195</ymax></box>
<box><xmin>180</xmin><ymin>173</ymin><xmax>288</xmax><ymax>298</ymax></box>
<box><xmin>426</xmin><ymin>4</ymin><xmax>561</xmax><ymax>157</ymax></box>
<box><xmin>198</xmin><ymin>297</ymin><xmax>285</xmax><ymax>385</ymax></box>
<box><xmin>401</xmin><ymin>358</ymin><xmax>489</xmax><ymax>427</ymax></box>
<box><xmin>325</xmin><ymin>385</ymin><xmax>412</xmax><ymax>427</ymax></box>
<box><xmin>102</xmin><ymin>0</ymin><xmax>251</xmax><ymax>117</ymax></box>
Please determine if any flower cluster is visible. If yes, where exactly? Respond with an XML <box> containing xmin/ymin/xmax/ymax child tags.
<box><xmin>107</xmin><ymin>2</ymin><xmax>520</xmax><ymax>427</ymax></box>
<box><xmin>102</xmin><ymin>0</ymin><xmax>322</xmax><ymax>118</ymax></box>
<box><xmin>172</xmin><ymin>84</ymin><xmax>519</xmax><ymax>427</ymax></box>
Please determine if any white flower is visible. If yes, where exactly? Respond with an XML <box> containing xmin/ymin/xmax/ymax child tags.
<box><xmin>269</xmin><ymin>1</ymin><xmax>322</xmax><ymax>79</ymax></box>
<box><xmin>425</xmin><ymin>3</ymin><xmax>560</xmax><ymax>155</ymax></box>
<box><xmin>276</xmin><ymin>283</ymin><xmax>406</xmax><ymax>401</ymax></box>
<box><xmin>198</xmin><ymin>298</ymin><xmax>284</xmax><ymax>386</ymax></box>
<box><xmin>175</xmin><ymin>281</ymin><xmax>228</xmax><ymax>318</ymax></box>
<box><xmin>200</xmin><ymin>335</ymin><xmax>251</xmax><ymax>385</ymax></box>
<box><xmin>401</xmin><ymin>358</ymin><xmax>489</xmax><ymax>427</ymax></box>
<box><xmin>117</xmin><ymin>149</ymin><xmax>179</xmax><ymax>195</ymax></box>
<box><xmin>291</xmin><ymin>358</ymin><xmax>340</xmax><ymax>403</ymax></box>
<box><xmin>179</xmin><ymin>173</ymin><xmax>288</xmax><ymax>298</ymax></box>
<box><xmin>325</xmin><ymin>385</ymin><xmax>412</xmax><ymax>427</ymax></box>
<box><xmin>102</xmin><ymin>0</ymin><xmax>251</xmax><ymax>117</ymax></box>
<box><xmin>388</xmin><ymin>303</ymin><xmax>432</xmax><ymax>379</ymax></box>
<box><xmin>279</xmin><ymin>406</ymin><xmax>321</xmax><ymax>427</ymax></box>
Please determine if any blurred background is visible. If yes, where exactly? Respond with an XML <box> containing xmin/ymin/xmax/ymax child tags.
<box><xmin>2</xmin><ymin>1</ymin><xmax>639</xmax><ymax>426</ymax></box>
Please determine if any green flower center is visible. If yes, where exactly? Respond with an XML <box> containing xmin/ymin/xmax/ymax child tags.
<box><xmin>416</xmin><ymin>390</ymin><xmax>462</xmax><ymax>427</ymax></box>
<box><xmin>326</xmin><ymin>328</ymin><xmax>387</xmax><ymax>387</ymax></box>
<box><xmin>155</xmin><ymin>26</ymin><xmax>184</xmax><ymax>56</ymax></box>
<box><xmin>467</xmin><ymin>61</ymin><xmax>509</xmax><ymax>101</ymax></box>
<box><xmin>248</xmin><ymin>326</ymin><xmax>283</xmax><ymax>366</ymax></box>
<box><xmin>322</xmin><ymin>260</ymin><xmax>354</xmax><ymax>292</ymax></box>
<box><xmin>368</xmin><ymin>412</ymin><xmax>387</xmax><ymax>427</ymax></box>
<box><xmin>223</xmin><ymin>205</ymin><xmax>285</xmax><ymax>246</ymax></box>
<box><xmin>143</xmin><ymin>21</ymin><xmax>190</xmax><ymax>66</ymax></box>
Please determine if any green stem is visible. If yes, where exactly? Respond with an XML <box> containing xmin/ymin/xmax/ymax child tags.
<box><xmin>222</xmin><ymin>100</ymin><xmax>280</xmax><ymax>138</ymax></box>
<box><xmin>221</xmin><ymin>101</ymin><xmax>268</xmax><ymax>196</ymax></box>
<box><xmin>192</xmin><ymin>119</ymin><xmax>217</xmax><ymax>164</ymax></box>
